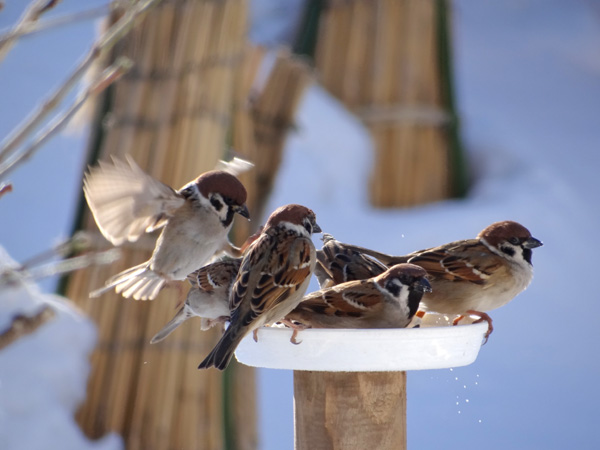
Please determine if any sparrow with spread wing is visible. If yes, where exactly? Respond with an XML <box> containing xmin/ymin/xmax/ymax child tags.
<box><xmin>84</xmin><ymin>156</ymin><xmax>250</xmax><ymax>300</ymax></box>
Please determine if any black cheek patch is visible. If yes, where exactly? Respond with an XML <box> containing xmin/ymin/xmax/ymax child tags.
<box><xmin>385</xmin><ymin>280</ymin><xmax>401</xmax><ymax>297</ymax></box>
<box><xmin>500</xmin><ymin>246</ymin><xmax>516</xmax><ymax>258</ymax></box>
<box><xmin>210</xmin><ymin>197</ymin><xmax>223</xmax><ymax>211</ymax></box>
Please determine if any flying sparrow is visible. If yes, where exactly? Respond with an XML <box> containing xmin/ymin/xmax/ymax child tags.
<box><xmin>317</xmin><ymin>221</ymin><xmax>542</xmax><ymax>337</ymax></box>
<box><xmin>286</xmin><ymin>263</ymin><xmax>431</xmax><ymax>334</ymax></box>
<box><xmin>198</xmin><ymin>204</ymin><xmax>321</xmax><ymax>370</ymax></box>
<box><xmin>149</xmin><ymin>257</ymin><xmax>241</xmax><ymax>344</ymax></box>
<box><xmin>84</xmin><ymin>156</ymin><xmax>250</xmax><ymax>300</ymax></box>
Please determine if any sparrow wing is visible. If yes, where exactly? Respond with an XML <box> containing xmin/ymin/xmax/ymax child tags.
<box><xmin>408</xmin><ymin>240</ymin><xmax>503</xmax><ymax>284</ymax></box>
<box><xmin>328</xmin><ymin>238</ymin><xmax>409</xmax><ymax>266</ymax></box>
<box><xmin>215</xmin><ymin>156</ymin><xmax>254</xmax><ymax>176</ymax></box>
<box><xmin>230</xmin><ymin>233</ymin><xmax>314</xmax><ymax>320</ymax></box>
<box><xmin>84</xmin><ymin>156</ymin><xmax>185</xmax><ymax>245</ymax></box>
<box><xmin>316</xmin><ymin>234</ymin><xmax>388</xmax><ymax>286</ymax></box>
<box><xmin>299</xmin><ymin>280</ymin><xmax>384</xmax><ymax>318</ymax></box>
<box><xmin>188</xmin><ymin>258</ymin><xmax>242</xmax><ymax>292</ymax></box>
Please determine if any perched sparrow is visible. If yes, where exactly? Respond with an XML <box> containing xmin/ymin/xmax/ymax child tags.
<box><xmin>198</xmin><ymin>204</ymin><xmax>321</xmax><ymax>370</ymax></box>
<box><xmin>149</xmin><ymin>257</ymin><xmax>241</xmax><ymax>344</ymax></box>
<box><xmin>329</xmin><ymin>221</ymin><xmax>543</xmax><ymax>336</ymax></box>
<box><xmin>286</xmin><ymin>263</ymin><xmax>431</xmax><ymax>332</ymax></box>
<box><xmin>315</xmin><ymin>233</ymin><xmax>388</xmax><ymax>288</ymax></box>
<box><xmin>84</xmin><ymin>156</ymin><xmax>250</xmax><ymax>300</ymax></box>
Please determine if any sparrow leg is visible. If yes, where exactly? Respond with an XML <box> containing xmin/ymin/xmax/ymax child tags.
<box><xmin>454</xmin><ymin>310</ymin><xmax>493</xmax><ymax>343</ymax></box>
<box><xmin>253</xmin><ymin>328</ymin><xmax>259</xmax><ymax>342</ymax></box>
<box><xmin>452</xmin><ymin>315</ymin><xmax>465</xmax><ymax>326</ymax></box>
<box><xmin>279</xmin><ymin>319</ymin><xmax>308</xmax><ymax>345</ymax></box>
<box><xmin>205</xmin><ymin>316</ymin><xmax>229</xmax><ymax>330</ymax></box>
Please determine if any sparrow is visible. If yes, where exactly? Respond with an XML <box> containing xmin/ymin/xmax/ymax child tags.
<box><xmin>316</xmin><ymin>221</ymin><xmax>542</xmax><ymax>337</ymax></box>
<box><xmin>286</xmin><ymin>263</ymin><xmax>431</xmax><ymax>333</ymax></box>
<box><xmin>84</xmin><ymin>156</ymin><xmax>250</xmax><ymax>300</ymax></box>
<box><xmin>198</xmin><ymin>204</ymin><xmax>321</xmax><ymax>370</ymax></box>
<box><xmin>315</xmin><ymin>233</ymin><xmax>388</xmax><ymax>288</ymax></box>
<box><xmin>149</xmin><ymin>257</ymin><xmax>241</xmax><ymax>344</ymax></box>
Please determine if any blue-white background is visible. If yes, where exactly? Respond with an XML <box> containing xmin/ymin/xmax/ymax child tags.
<box><xmin>1</xmin><ymin>1</ymin><xmax>599</xmax><ymax>449</ymax></box>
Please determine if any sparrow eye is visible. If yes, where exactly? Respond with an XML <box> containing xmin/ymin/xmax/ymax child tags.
<box><xmin>508</xmin><ymin>237</ymin><xmax>520</xmax><ymax>245</ymax></box>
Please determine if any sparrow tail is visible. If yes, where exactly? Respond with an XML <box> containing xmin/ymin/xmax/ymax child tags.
<box><xmin>198</xmin><ymin>326</ymin><xmax>246</xmax><ymax>371</ymax></box>
<box><xmin>89</xmin><ymin>262</ymin><xmax>166</xmax><ymax>300</ymax></box>
<box><xmin>150</xmin><ymin>306</ymin><xmax>188</xmax><ymax>344</ymax></box>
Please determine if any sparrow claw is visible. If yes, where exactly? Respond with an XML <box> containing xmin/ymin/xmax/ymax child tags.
<box><xmin>279</xmin><ymin>319</ymin><xmax>307</xmax><ymax>345</ymax></box>
<box><xmin>464</xmin><ymin>310</ymin><xmax>493</xmax><ymax>344</ymax></box>
<box><xmin>290</xmin><ymin>329</ymin><xmax>302</xmax><ymax>345</ymax></box>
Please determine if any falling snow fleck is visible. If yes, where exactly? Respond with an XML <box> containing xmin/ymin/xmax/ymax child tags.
<box><xmin>465</xmin><ymin>399</ymin><xmax>470</xmax><ymax>403</ymax></box>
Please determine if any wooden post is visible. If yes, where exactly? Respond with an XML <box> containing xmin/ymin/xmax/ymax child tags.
<box><xmin>294</xmin><ymin>371</ymin><xmax>407</xmax><ymax>450</ymax></box>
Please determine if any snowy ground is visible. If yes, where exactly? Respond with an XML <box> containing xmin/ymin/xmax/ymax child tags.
<box><xmin>1</xmin><ymin>1</ymin><xmax>599</xmax><ymax>449</ymax></box>
<box><xmin>0</xmin><ymin>248</ymin><xmax>122</xmax><ymax>450</ymax></box>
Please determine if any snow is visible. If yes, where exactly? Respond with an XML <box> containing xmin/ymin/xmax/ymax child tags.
<box><xmin>1</xmin><ymin>0</ymin><xmax>599</xmax><ymax>449</ymax></box>
<box><xmin>0</xmin><ymin>248</ymin><xmax>123</xmax><ymax>450</ymax></box>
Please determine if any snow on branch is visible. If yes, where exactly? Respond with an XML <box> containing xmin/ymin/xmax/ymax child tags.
<box><xmin>0</xmin><ymin>306</ymin><xmax>54</xmax><ymax>351</ymax></box>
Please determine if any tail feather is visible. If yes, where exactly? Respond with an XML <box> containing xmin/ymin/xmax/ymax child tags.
<box><xmin>89</xmin><ymin>262</ymin><xmax>166</xmax><ymax>300</ymax></box>
<box><xmin>198</xmin><ymin>326</ymin><xmax>246</xmax><ymax>371</ymax></box>
<box><xmin>150</xmin><ymin>306</ymin><xmax>189</xmax><ymax>344</ymax></box>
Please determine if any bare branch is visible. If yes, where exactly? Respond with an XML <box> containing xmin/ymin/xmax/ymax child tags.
<box><xmin>0</xmin><ymin>232</ymin><xmax>121</xmax><ymax>288</ymax></box>
<box><xmin>0</xmin><ymin>306</ymin><xmax>55</xmax><ymax>351</ymax></box>
<box><xmin>0</xmin><ymin>0</ymin><xmax>60</xmax><ymax>62</ymax></box>
<box><xmin>0</xmin><ymin>0</ymin><xmax>161</xmax><ymax>168</ymax></box>
<box><xmin>0</xmin><ymin>4</ymin><xmax>110</xmax><ymax>46</ymax></box>
<box><xmin>0</xmin><ymin>57</ymin><xmax>133</xmax><ymax>179</ymax></box>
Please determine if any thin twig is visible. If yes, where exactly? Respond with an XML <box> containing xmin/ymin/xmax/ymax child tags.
<box><xmin>0</xmin><ymin>0</ymin><xmax>59</xmax><ymax>62</ymax></box>
<box><xmin>0</xmin><ymin>4</ymin><xmax>110</xmax><ymax>46</ymax></box>
<box><xmin>26</xmin><ymin>248</ymin><xmax>122</xmax><ymax>281</ymax></box>
<box><xmin>0</xmin><ymin>57</ymin><xmax>133</xmax><ymax>179</ymax></box>
<box><xmin>19</xmin><ymin>230</ymin><xmax>97</xmax><ymax>271</ymax></box>
<box><xmin>0</xmin><ymin>0</ymin><xmax>161</xmax><ymax>164</ymax></box>
<box><xmin>0</xmin><ymin>248</ymin><xmax>121</xmax><ymax>288</ymax></box>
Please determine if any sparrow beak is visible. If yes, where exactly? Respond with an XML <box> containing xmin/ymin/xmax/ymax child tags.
<box><xmin>416</xmin><ymin>278</ymin><xmax>432</xmax><ymax>293</ymax></box>
<box><xmin>312</xmin><ymin>222</ymin><xmax>323</xmax><ymax>234</ymax></box>
<box><xmin>234</xmin><ymin>204</ymin><xmax>251</xmax><ymax>220</ymax></box>
<box><xmin>523</xmin><ymin>237</ymin><xmax>543</xmax><ymax>249</ymax></box>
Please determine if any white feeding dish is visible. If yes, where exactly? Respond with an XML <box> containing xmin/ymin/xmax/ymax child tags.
<box><xmin>235</xmin><ymin>316</ymin><xmax>488</xmax><ymax>372</ymax></box>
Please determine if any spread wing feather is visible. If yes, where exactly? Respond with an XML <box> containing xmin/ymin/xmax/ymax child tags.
<box><xmin>84</xmin><ymin>156</ymin><xmax>185</xmax><ymax>245</ymax></box>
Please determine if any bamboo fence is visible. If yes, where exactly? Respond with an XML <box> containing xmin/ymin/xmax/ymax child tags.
<box><xmin>314</xmin><ymin>0</ymin><xmax>456</xmax><ymax>207</ymax></box>
<box><xmin>64</xmin><ymin>1</ymin><xmax>312</xmax><ymax>449</ymax></box>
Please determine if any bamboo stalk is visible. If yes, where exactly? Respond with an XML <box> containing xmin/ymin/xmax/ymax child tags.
<box><xmin>66</xmin><ymin>2</ymin><xmax>251</xmax><ymax>449</ymax></box>
<box><xmin>315</xmin><ymin>0</ymin><xmax>453</xmax><ymax>208</ymax></box>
